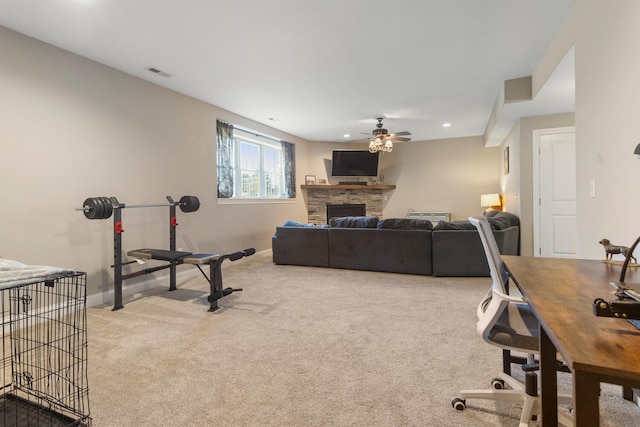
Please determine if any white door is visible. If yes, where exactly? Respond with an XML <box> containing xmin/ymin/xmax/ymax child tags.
<box><xmin>534</xmin><ymin>128</ymin><xmax>576</xmax><ymax>258</ymax></box>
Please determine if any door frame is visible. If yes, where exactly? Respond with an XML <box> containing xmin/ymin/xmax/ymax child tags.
<box><xmin>532</xmin><ymin>126</ymin><xmax>576</xmax><ymax>257</ymax></box>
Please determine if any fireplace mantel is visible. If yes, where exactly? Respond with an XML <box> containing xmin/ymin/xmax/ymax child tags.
<box><xmin>301</xmin><ymin>184</ymin><xmax>396</xmax><ymax>190</ymax></box>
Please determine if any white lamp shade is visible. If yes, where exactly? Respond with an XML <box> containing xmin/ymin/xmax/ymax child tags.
<box><xmin>481</xmin><ymin>193</ymin><xmax>501</xmax><ymax>207</ymax></box>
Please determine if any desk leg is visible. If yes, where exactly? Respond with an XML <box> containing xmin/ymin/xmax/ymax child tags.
<box><xmin>540</xmin><ymin>326</ymin><xmax>558</xmax><ymax>426</ymax></box>
<box><xmin>574</xmin><ymin>371</ymin><xmax>599</xmax><ymax>427</ymax></box>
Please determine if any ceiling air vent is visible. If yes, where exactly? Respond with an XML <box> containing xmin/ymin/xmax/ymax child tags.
<box><xmin>145</xmin><ymin>66</ymin><xmax>172</xmax><ymax>78</ymax></box>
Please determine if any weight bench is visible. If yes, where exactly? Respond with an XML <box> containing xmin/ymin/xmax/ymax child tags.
<box><xmin>81</xmin><ymin>194</ymin><xmax>256</xmax><ymax>312</ymax></box>
<box><xmin>126</xmin><ymin>247</ymin><xmax>255</xmax><ymax>312</ymax></box>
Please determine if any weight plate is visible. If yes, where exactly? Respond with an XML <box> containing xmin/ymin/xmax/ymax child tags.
<box><xmin>179</xmin><ymin>195</ymin><xmax>191</xmax><ymax>212</ymax></box>
<box><xmin>180</xmin><ymin>195</ymin><xmax>200</xmax><ymax>213</ymax></box>
<box><xmin>83</xmin><ymin>198</ymin><xmax>99</xmax><ymax>220</ymax></box>
<box><xmin>190</xmin><ymin>196</ymin><xmax>200</xmax><ymax>212</ymax></box>
<box><xmin>96</xmin><ymin>197</ymin><xmax>106</xmax><ymax>220</ymax></box>
<box><xmin>100</xmin><ymin>196</ymin><xmax>113</xmax><ymax>219</ymax></box>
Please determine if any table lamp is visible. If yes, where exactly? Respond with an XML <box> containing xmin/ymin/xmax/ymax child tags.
<box><xmin>481</xmin><ymin>193</ymin><xmax>502</xmax><ymax>213</ymax></box>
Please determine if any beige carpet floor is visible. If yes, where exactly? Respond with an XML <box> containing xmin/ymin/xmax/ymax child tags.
<box><xmin>86</xmin><ymin>251</ymin><xmax>640</xmax><ymax>426</ymax></box>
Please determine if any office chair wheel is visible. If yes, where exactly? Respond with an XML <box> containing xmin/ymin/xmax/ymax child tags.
<box><xmin>451</xmin><ymin>397</ymin><xmax>466</xmax><ymax>411</ymax></box>
<box><xmin>490</xmin><ymin>377</ymin><xmax>505</xmax><ymax>389</ymax></box>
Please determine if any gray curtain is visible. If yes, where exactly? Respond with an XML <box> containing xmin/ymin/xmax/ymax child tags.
<box><xmin>216</xmin><ymin>120</ymin><xmax>234</xmax><ymax>198</ymax></box>
<box><xmin>281</xmin><ymin>141</ymin><xmax>296</xmax><ymax>198</ymax></box>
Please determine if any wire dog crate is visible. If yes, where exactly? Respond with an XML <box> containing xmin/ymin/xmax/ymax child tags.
<box><xmin>0</xmin><ymin>272</ymin><xmax>91</xmax><ymax>426</ymax></box>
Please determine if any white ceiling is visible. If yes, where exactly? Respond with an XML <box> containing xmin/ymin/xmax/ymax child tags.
<box><xmin>0</xmin><ymin>0</ymin><xmax>575</xmax><ymax>144</ymax></box>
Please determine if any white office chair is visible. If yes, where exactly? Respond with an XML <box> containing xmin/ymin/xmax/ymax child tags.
<box><xmin>451</xmin><ymin>216</ymin><xmax>572</xmax><ymax>427</ymax></box>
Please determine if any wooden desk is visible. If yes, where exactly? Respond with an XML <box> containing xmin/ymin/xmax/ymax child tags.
<box><xmin>503</xmin><ymin>256</ymin><xmax>640</xmax><ymax>426</ymax></box>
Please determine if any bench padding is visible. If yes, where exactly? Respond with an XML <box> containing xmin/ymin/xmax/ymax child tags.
<box><xmin>183</xmin><ymin>254</ymin><xmax>220</xmax><ymax>264</ymax></box>
<box><xmin>127</xmin><ymin>248</ymin><xmax>193</xmax><ymax>261</ymax></box>
<box><xmin>127</xmin><ymin>248</ymin><xmax>220</xmax><ymax>264</ymax></box>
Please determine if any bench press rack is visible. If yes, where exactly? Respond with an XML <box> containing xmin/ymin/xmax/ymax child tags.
<box><xmin>78</xmin><ymin>195</ymin><xmax>254</xmax><ymax>311</ymax></box>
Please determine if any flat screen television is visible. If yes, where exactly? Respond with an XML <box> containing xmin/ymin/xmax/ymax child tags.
<box><xmin>331</xmin><ymin>150</ymin><xmax>379</xmax><ymax>176</ymax></box>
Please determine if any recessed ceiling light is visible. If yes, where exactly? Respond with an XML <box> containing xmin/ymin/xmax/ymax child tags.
<box><xmin>443</xmin><ymin>123</ymin><xmax>452</xmax><ymax>127</ymax></box>
<box><xmin>344</xmin><ymin>134</ymin><xmax>350</xmax><ymax>138</ymax></box>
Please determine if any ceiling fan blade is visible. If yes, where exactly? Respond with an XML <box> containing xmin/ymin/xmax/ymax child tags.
<box><xmin>390</xmin><ymin>136</ymin><xmax>412</xmax><ymax>142</ymax></box>
<box><xmin>392</xmin><ymin>131</ymin><xmax>412</xmax><ymax>136</ymax></box>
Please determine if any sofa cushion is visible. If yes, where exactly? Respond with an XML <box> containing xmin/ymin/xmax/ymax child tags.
<box><xmin>433</xmin><ymin>220</ymin><xmax>476</xmax><ymax>230</ymax></box>
<box><xmin>329</xmin><ymin>215</ymin><xmax>379</xmax><ymax>228</ymax></box>
<box><xmin>377</xmin><ymin>218</ymin><xmax>433</xmax><ymax>230</ymax></box>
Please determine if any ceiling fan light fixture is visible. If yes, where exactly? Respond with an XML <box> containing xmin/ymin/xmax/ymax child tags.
<box><xmin>369</xmin><ymin>137</ymin><xmax>393</xmax><ymax>153</ymax></box>
<box><xmin>366</xmin><ymin>117</ymin><xmax>410</xmax><ymax>153</ymax></box>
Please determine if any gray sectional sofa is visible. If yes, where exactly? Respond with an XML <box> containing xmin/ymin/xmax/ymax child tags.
<box><xmin>272</xmin><ymin>212</ymin><xmax>520</xmax><ymax>277</ymax></box>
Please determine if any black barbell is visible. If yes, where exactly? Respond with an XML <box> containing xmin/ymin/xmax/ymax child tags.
<box><xmin>78</xmin><ymin>195</ymin><xmax>200</xmax><ymax>220</ymax></box>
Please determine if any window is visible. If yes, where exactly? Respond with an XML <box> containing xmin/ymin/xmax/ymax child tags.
<box><xmin>236</xmin><ymin>135</ymin><xmax>284</xmax><ymax>198</ymax></box>
<box><xmin>216</xmin><ymin>120</ymin><xmax>296</xmax><ymax>200</ymax></box>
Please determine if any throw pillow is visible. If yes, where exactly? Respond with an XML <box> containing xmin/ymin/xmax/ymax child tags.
<box><xmin>329</xmin><ymin>215</ymin><xmax>379</xmax><ymax>228</ymax></box>
<box><xmin>484</xmin><ymin>209</ymin><xmax>500</xmax><ymax>218</ymax></box>
<box><xmin>377</xmin><ymin>218</ymin><xmax>433</xmax><ymax>230</ymax></box>
<box><xmin>282</xmin><ymin>220</ymin><xmax>328</xmax><ymax>228</ymax></box>
<box><xmin>493</xmin><ymin>212</ymin><xmax>520</xmax><ymax>227</ymax></box>
<box><xmin>487</xmin><ymin>216</ymin><xmax>512</xmax><ymax>230</ymax></box>
<box><xmin>433</xmin><ymin>220</ymin><xmax>477</xmax><ymax>230</ymax></box>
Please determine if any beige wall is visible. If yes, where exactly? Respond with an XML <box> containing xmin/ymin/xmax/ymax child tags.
<box><xmin>572</xmin><ymin>0</ymin><xmax>640</xmax><ymax>259</ymax></box>
<box><xmin>305</xmin><ymin>137</ymin><xmax>500</xmax><ymax>222</ymax></box>
<box><xmin>0</xmin><ymin>27</ymin><xmax>309</xmax><ymax>301</ymax></box>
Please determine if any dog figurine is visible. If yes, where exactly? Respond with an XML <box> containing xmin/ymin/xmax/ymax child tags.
<box><xmin>599</xmin><ymin>239</ymin><xmax>637</xmax><ymax>263</ymax></box>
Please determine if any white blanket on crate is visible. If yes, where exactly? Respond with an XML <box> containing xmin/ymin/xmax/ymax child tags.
<box><xmin>0</xmin><ymin>258</ymin><xmax>76</xmax><ymax>289</ymax></box>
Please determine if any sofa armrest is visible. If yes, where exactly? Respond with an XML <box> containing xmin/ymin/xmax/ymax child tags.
<box><xmin>272</xmin><ymin>227</ymin><xmax>330</xmax><ymax>267</ymax></box>
<box><xmin>432</xmin><ymin>230</ymin><xmax>488</xmax><ymax>276</ymax></box>
<box><xmin>432</xmin><ymin>226</ymin><xmax>519</xmax><ymax>276</ymax></box>
<box><xmin>494</xmin><ymin>226</ymin><xmax>520</xmax><ymax>255</ymax></box>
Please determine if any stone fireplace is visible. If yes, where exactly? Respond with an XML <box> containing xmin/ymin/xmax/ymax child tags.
<box><xmin>302</xmin><ymin>184</ymin><xmax>396</xmax><ymax>225</ymax></box>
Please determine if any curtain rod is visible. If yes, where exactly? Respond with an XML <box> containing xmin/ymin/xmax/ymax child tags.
<box><xmin>233</xmin><ymin>124</ymin><xmax>286</xmax><ymax>144</ymax></box>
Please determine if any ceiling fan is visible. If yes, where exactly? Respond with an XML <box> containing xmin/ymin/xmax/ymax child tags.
<box><xmin>364</xmin><ymin>117</ymin><xmax>412</xmax><ymax>153</ymax></box>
